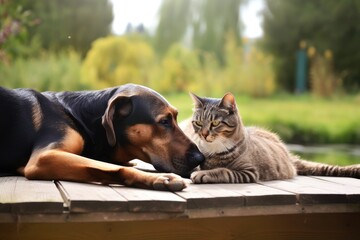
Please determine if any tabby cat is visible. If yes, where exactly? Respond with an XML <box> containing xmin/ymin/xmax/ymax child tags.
<box><xmin>180</xmin><ymin>92</ymin><xmax>360</xmax><ymax>183</ymax></box>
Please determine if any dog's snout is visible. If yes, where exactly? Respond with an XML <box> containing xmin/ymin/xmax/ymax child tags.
<box><xmin>186</xmin><ymin>147</ymin><xmax>205</xmax><ymax>167</ymax></box>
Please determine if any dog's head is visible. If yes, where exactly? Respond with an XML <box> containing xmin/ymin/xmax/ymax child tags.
<box><xmin>102</xmin><ymin>84</ymin><xmax>204</xmax><ymax>177</ymax></box>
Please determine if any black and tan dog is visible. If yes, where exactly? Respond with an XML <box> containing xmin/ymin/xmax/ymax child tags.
<box><xmin>0</xmin><ymin>84</ymin><xmax>204</xmax><ymax>191</ymax></box>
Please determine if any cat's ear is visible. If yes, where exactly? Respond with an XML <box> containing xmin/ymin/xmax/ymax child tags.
<box><xmin>220</xmin><ymin>93</ymin><xmax>237</xmax><ymax>112</ymax></box>
<box><xmin>189</xmin><ymin>92</ymin><xmax>204</xmax><ymax>108</ymax></box>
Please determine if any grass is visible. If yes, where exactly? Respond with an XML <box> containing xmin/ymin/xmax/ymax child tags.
<box><xmin>165</xmin><ymin>93</ymin><xmax>360</xmax><ymax>145</ymax></box>
<box><xmin>296</xmin><ymin>151</ymin><xmax>360</xmax><ymax>166</ymax></box>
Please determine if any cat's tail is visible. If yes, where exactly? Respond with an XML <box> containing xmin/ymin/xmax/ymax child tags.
<box><xmin>292</xmin><ymin>156</ymin><xmax>360</xmax><ymax>178</ymax></box>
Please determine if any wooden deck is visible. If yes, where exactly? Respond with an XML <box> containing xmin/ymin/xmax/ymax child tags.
<box><xmin>1</xmin><ymin>163</ymin><xmax>360</xmax><ymax>239</ymax></box>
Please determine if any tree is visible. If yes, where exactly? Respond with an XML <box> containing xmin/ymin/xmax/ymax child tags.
<box><xmin>14</xmin><ymin>0</ymin><xmax>113</xmax><ymax>55</ymax></box>
<box><xmin>0</xmin><ymin>0</ymin><xmax>39</xmax><ymax>62</ymax></box>
<box><xmin>154</xmin><ymin>0</ymin><xmax>192</xmax><ymax>55</ymax></box>
<box><xmin>193</xmin><ymin>0</ymin><xmax>243</xmax><ymax>64</ymax></box>
<box><xmin>262</xmin><ymin>0</ymin><xmax>360</xmax><ymax>92</ymax></box>
<box><xmin>154</xmin><ymin>0</ymin><xmax>245</xmax><ymax>64</ymax></box>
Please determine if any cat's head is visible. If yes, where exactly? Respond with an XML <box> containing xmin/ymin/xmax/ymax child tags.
<box><xmin>190</xmin><ymin>92</ymin><xmax>242</xmax><ymax>144</ymax></box>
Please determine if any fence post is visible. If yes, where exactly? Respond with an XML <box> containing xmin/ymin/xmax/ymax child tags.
<box><xmin>295</xmin><ymin>41</ymin><xmax>308</xmax><ymax>93</ymax></box>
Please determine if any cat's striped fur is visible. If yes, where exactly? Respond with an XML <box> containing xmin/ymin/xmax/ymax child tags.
<box><xmin>180</xmin><ymin>93</ymin><xmax>360</xmax><ymax>183</ymax></box>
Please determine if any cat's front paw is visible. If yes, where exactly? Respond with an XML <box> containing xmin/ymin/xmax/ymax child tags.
<box><xmin>191</xmin><ymin>170</ymin><xmax>213</xmax><ymax>183</ymax></box>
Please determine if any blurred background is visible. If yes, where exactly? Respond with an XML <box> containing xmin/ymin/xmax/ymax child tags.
<box><xmin>1</xmin><ymin>0</ymin><xmax>359</xmax><ymax>164</ymax></box>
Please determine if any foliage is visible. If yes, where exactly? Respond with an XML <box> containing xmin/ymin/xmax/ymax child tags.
<box><xmin>309</xmin><ymin>51</ymin><xmax>343</xmax><ymax>97</ymax></box>
<box><xmin>155</xmin><ymin>43</ymin><xmax>201</xmax><ymax>93</ymax></box>
<box><xmin>81</xmin><ymin>35</ymin><xmax>276</xmax><ymax>97</ymax></box>
<box><xmin>192</xmin><ymin>0</ymin><xmax>244</xmax><ymax>64</ymax></box>
<box><xmin>155</xmin><ymin>0</ymin><xmax>192</xmax><ymax>55</ymax></box>
<box><xmin>81</xmin><ymin>35</ymin><xmax>155</xmax><ymax>89</ymax></box>
<box><xmin>155</xmin><ymin>0</ymin><xmax>245</xmax><ymax>64</ymax></box>
<box><xmin>0</xmin><ymin>0</ymin><xmax>39</xmax><ymax>62</ymax></box>
<box><xmin>15</xmin><ymin>0</ymin><xmax>113</xmax><ymax>55</ymax></box>
<box><xmin>262</xmin><ymin>0</ymin><xmax>360</xmax><ymax>92</ymax></box>
<box><xmin>0</xmin><ymin>50</ymin><xmax>84</xmax><ymax>91</ymax></box>
<box><xmin>223</xmin><ymin>33</ymin><xmax>275</xmax><ymax>97</ymax></box>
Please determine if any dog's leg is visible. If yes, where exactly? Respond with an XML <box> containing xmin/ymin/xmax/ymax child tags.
<box><xmin>24</xmin><ymin>150</ymin><xmax>185</xmax><ymax>191</ymax></box>
<box><xmin>24</xmin><ymin>128</ymin><xmax>186</xmax><ymax>191</ymax></box>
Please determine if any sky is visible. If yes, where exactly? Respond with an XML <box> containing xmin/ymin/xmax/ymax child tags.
<box><xmin>241</xmin><ymin>0</ymin><xmax>264</xmax><ymax>38</ymax></box>
<box><xmin>109</xmin><ymin>0</ymin><xmax>264</xmax><ymax>38</ymax></box>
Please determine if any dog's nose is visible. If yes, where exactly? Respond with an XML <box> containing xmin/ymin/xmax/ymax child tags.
<box><xmin>186</xmin><ymin>148</ymin><xmax>205</xmax><ymax>167</ymax></box>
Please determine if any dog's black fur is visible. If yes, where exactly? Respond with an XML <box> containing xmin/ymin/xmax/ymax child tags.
<box><xmin>0</xmin><ymin>84</ymin><xmax>204</xmax><ymax>191</ymax></box>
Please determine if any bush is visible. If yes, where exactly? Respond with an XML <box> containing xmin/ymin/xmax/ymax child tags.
<box><xmin>0</xmin><ymin>50</ymin><xmax>83</xmax><ymax>91</ymax></box>
<box><xmin>81</xmin><ymin>34</ymin><xmax>277</xmax><ymax>97</ymax></box>
<box><xmin>309</xmin><ymin>50</ymin><xmax>343</xmax><ymax>97</ymax></box>
<box><xmin>151</xmin><ymin>43</ymin><xmax>201</xmax><ymax>93</ymax></box>
<box><xmin>223</xmin><ymin>34</ymin><xmax>276</xmax><ymax>97</ymax></box>
<box><xmin>192</xmin><ymin>33</ymin><xmax>277</xmax><ymax>97</ymax></box>
<box><xmin>81</xmin><ymin>35</ymin><xmax>154</xmax><ymax>89</ymax></box>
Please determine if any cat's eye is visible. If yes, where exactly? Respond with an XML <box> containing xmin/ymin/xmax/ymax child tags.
<box><xmin>193</xmin><ymin>120</ymin><xmax>203</xmax><ymax>127</ymax></box>
<box><xmin>212</xmin><ymin>120</ymin><xmax>220</xmax><ymax>127</ymax></box>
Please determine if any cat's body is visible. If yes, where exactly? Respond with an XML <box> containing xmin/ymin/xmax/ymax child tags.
<box><xmin>181</xmin><ymin>93</ymin><xmax>360</xmax><ymax>183</ymax></box>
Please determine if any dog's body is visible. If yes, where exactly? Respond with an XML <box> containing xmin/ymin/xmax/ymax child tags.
<box><xmin>0</xmin><ymin>84</ymin><xmax>204</xmax><ymax>191</ymax></box>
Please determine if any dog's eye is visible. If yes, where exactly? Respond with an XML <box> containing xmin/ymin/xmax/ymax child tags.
<box><xmin>159</xmin><ymin>117</ymin><xmax>172</xmax><ymax>128</ymax></box>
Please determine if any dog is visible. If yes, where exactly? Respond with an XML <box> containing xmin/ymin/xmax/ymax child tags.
<box><xmin>0</xmin><ymin>84</ymin><xmax>204</xmax><ymax>191</ymax></box>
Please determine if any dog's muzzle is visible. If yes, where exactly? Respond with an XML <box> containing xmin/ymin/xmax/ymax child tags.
<box><xmin>177</xmin><ymin>145</ymin><xmax>205</xmax><ymax>178</ymax></box>
<box><xmin>152</xmin><ymin>145</ymin><xmax>205</xmax><ymax>178</ymax></box>
<box><xmin>185</xmin><ymin>147</ymin><xmax>205</xmax><ymax>169</ymax></box>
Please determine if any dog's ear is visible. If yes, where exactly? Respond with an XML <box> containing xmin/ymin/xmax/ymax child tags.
<box><xmin>102</xmin><ymin>95</ymin><xmax>133</xmax><ymax>147</ymax></box>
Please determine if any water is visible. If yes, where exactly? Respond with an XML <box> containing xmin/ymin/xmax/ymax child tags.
<box><xmin>287</xmin><ymin>144</ymin><xmax>360</xmax><ymax>166</ymax></box>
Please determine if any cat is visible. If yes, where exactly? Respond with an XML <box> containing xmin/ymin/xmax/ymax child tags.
<box><xmin>180</xmin><ymin>92</ymin><xmax>360</xmax><ymax>183</ymax></box>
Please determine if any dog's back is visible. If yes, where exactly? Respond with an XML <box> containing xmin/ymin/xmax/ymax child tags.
<box><xmin>0</xmin><ymin>87</ymin><xmax>37</xmax><ymax>174</ymax></box>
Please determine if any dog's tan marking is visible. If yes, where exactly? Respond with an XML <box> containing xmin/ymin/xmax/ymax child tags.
<box><xmin>59</xmin><ymin>127</ymin><xmax>85</xmax><ymax>154</ymax></box>
<box><xmin>127</xmin><ymin>124</ymin><xmax>153</xmax><ymax>145</ymax></box>
<box><xmin>31</xmin><ymin>102</ymin><xmax>43</xmax><ymax>131</ymax></box>
<box><xmin>24</xmin><ymin>127</ymin><xmax>84</xmax><ymax>178</ymax></box>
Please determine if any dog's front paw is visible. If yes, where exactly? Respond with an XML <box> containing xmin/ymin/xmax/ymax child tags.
<box><xmin>191</xmin><ymin>170</ymin><xmax>213</xmax><ymax>183</ymax></box>
<box><xmin>152</xmin><ymin>173</ymin><xmax>188</xmax><ymax>191</ymax></box>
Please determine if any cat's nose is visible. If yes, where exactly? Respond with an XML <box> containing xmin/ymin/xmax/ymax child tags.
<box><xmin>201</xmin><ymin>129</ymin><xmax>209</xmax><ymax>139</ymax></box>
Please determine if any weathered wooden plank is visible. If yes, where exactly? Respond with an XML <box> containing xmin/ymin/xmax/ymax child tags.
<box><xmin>313</xmin><ymin>176</ymin><xmax>360</xmax><ymax>188</ymax></box>
<box><xmin>261</xmin><ymin>176</ymin><xmax>347</xmax><ymax>204</ymax></box>
<box><xmin>176</xmin><ymin>184</ymin><xmax>245</xmax><ymax>209</ymax></box>
<box><xmin>0</xmin><ymin>177</ymin><xmax>17</xmax><ymax>212</ymax></box>
<box><xmin>215</xmin><ymin>183</ymin><xmax>297</xmax><ymax>206</ymax></box>
<box><xmin>311</xmin><ymin>176</ymin><xmax>360</xmax><ymax>202</ymax></box>
<box><xmin>0</xmin><ymin>177</ymin><xmax>64</xmax><ymax>213</ymax></box>
<box><xmin>291</xmin><ymin>176</ymin><xmax>360</xmax><ymax>203</ymax></box>
<box><xmin>13</xmin><ymin>177</ymin><xmax>64</xmax><ymax>213</ymax></box>
<box><xmin>112</xmin><ymin>186</ymin><xmax>186</xmax><ymax>212</ymax></box>
<box><xmin>57</xmin><ymin>181</ymin><xmax>127</xmax><ymax>213</ymax></box>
